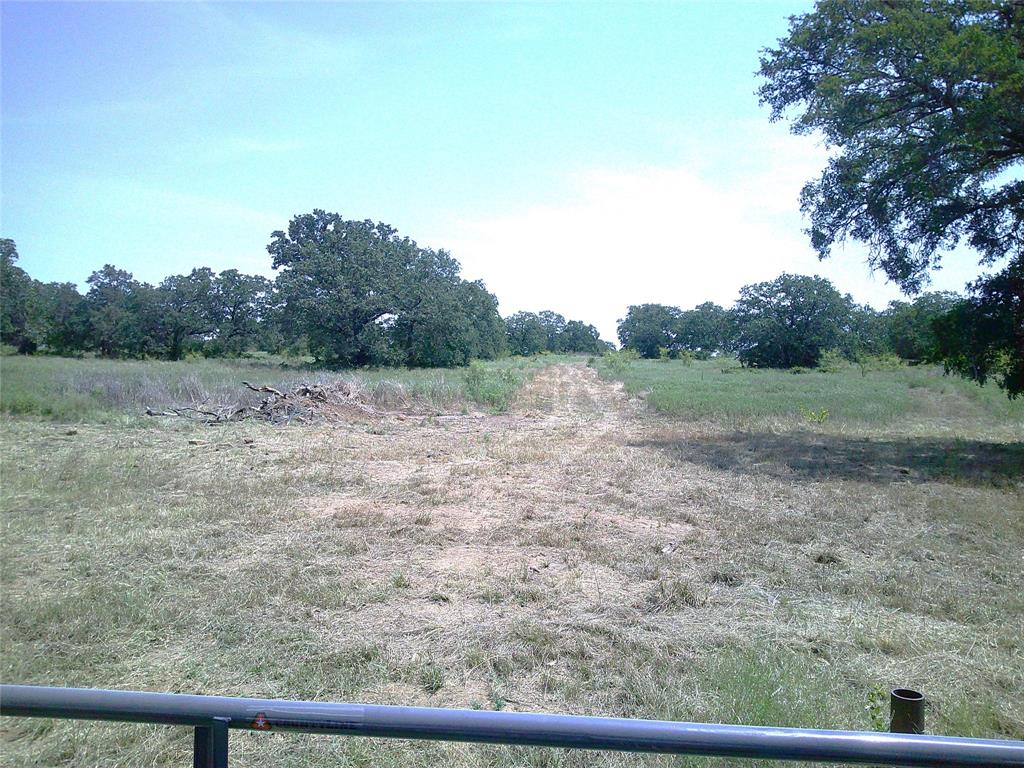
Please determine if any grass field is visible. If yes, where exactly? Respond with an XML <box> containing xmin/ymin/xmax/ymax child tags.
<box><xmin>0</xmin><ymin>355</ymin><xmax>565</xmax><ymax>421</ymax></box>
<box><xmin>1</xmin><ymin>356</ymin><xmax>1022</xmax><ymax>766</ymax></box>
<box><xmin>593</xmin><ymin>356</ymin><xmax>1024</xmax><ymax>436</ymax></box>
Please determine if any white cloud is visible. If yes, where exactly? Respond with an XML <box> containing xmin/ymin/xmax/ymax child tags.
<box><xmin>436</xmin><ymin>125</ymin><xmax>980</xmax><ymax>343</ymax></box>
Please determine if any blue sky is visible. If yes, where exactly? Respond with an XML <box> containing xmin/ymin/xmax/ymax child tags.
<box><xmin>2</xmin><ymin>1</ymin><xmax>978</xmax><ymax>342</ymax></box>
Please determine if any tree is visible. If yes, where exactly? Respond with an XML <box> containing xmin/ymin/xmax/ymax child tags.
<box><xmin>457</xmin><ymin>280</ymin><xmax>507</xmax><ymax>361</ymax></box>
<box><xmin>85</xmin><ymin>265</ymin><xmax>163</xmax><ymax>357</ymax></box>
<box><xmin>270</xmin><ymin>210</ymin><xmax>503</xmax><ymax>367</ymax></box>
<box><xmin>391</xmin><ymin>282</ymin><xmax>467</xmax><ymax>368</ymax></box>
<box><xmin>844</xmin><ymin>302</ymin><xmax>890</xmax><ymax>359</ymax></box>
<box><xmin>0</xmin><ymin>239</ymin><xmax>37</xmax><ymax>352</ymax></box>
<box><xmin>675</xmin><ymin>302</ymin><xmax>736</xmax><ymax>357</ymax></box>
<box><xmin>884</xmin><ymin>291</ymin><xmax>961</xmax><ymax>361</ymax></box>
<box><xmin>208</xmin><ymin>270</ymin><xmax>274</xmax><ymax>356</ymax></box>
<box><xmin>617</xmin><ymin>304</ymin><xmax>681</xmax><ymax>359</ymax></box>
<box><xmin>158</xmin><ymin>268</ymin><xmax>217</xmax><ymax>360</ymax></box>
<box><xmin>537</xmin><ymin>311</ymin><xmax>567</xmax><ymax>351</ymax></box>
<box><xmin>34</xmin><ymin>281</ymin><xmax>89</xmax><ymax>355</ymax></box>
<box><xmin>733</xmin><ymin>273</ymin><xmax>853</xmax><ymax>368</ymax></box>
<box><xmin>3</xmin><ymin>219</ymin><xmax>507</xmax><ymax>365</ymax></box>
<box><xmin>557</xmin><ymin>320</ymin><xmax>605</xmax><ymax>354</ymax></box>
<box><xmin>391</xmin><ymin>279</ymin><xmax>505</xmax><ymax>367</ymax></box>
<box><xmin>933</xmin><ymin>261</ymin><xmax>1023</xmax><ymax>394</ymax></box>
<box><xmin>760</xmin><ymin>0</ymin><xmax>1024</xmax><ymax>393</ymax></box>
<box><xmin>504</xmin><ymin>310</ymin><xmax>603</xmax><ymax>355</ymax></box>
<box><xmin>270</xmin><ymin>212</ymin><xmax>406</xmax><ymax>366</ymax></box>
<box><xmin>505</xmin><ymin>312</ymin><xmax>549</xmax><ymax>356</ymax></box>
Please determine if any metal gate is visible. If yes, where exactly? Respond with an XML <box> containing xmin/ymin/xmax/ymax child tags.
<box><xmin>2</xmin><ymin>684</ymin><xmax>1022</xmax><ymax>767</ymax></box>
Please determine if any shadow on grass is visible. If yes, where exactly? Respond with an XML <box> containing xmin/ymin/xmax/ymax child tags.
<box><xmin>633</xmin><ymin>432</ymin><xmax>1024</xmax><ymax>487</ymax></box>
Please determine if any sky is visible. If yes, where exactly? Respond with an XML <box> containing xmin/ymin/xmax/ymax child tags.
<box><xmin>2</xmin><ymin>1</ymin><xmax>983</xmax><ymax>343</ymax></box>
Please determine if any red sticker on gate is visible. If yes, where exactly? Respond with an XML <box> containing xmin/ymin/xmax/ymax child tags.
<box><xmin>251</xmin><ymin>712</ymin><xmax>271</xmax><ymax>730</ymax></box>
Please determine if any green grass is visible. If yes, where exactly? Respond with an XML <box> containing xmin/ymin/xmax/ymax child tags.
<box><xmin>594</xmin><ymin>357</ymin><xmax>1024</xmax><ymax>432</ymax></box>
<box><xmin>0</xmin><ymin>354</ymin><xmax>565</xmax><ymax>421</ymax></box>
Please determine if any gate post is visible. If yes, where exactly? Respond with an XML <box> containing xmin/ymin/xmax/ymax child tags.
<box><xmin>194</xmin><ymin>716</ymin><xmax>230</xmax><ymax>768</ymax></box>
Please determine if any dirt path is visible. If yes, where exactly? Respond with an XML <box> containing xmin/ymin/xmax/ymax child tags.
<box><xmin>512</xmin><ymin>361</ymin><xmax>635</xmax><ymax>425</ymax></box>
<box><xmin>298</xmin><ymin>363</ymin><xmax>705</xmax><ymax>707</ymax></box>
<box><xmin>283</xmin><ymin>362</ymin><xmax>1017</xmax><ymax>717</ymax></box>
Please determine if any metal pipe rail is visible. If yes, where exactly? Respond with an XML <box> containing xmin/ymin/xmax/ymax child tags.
<box><xmin>3</xmin><ymin>685</ymin><xmax>1023</xmax><ymax>768</ymax></box>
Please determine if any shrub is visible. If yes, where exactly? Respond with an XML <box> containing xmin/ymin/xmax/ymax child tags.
<box><xmin>801</xmin><ymin>407</ymin><xmax>830</xmax><ymax>424</ymax></box>
<box><xmin>818</xmin><ymin>348</ymin><xmax>848</xmax><ymax>373</ymax></box>
<box><xmin>601</xmin><ymin>349</ymin><xmax>640</xmax><ymax>377</ymax></box>
<box><xmin>463</xmin><ymin>361</ymin><xmax>520</xmax><ymax>411</ymax></box>
<box><xmin>856</xmin><ymin>353</ymin><xmax>904</xmax><ymax>372</ymax></box>
<box><xmin>675</xmin><ymin>349</ymin><xmax>695</xmax><ymax>366</ymax></box>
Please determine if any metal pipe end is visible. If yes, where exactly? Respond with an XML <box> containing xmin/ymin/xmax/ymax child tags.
<box><xmin>890</xmin><ymin>688</ymin><xmax>925</xmax><ymax>734</ymax></box>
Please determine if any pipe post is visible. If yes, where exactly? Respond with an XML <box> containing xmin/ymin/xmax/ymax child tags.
<box><xmin>890</xmin><ymin>688</ymin><xmax>925</xmax><ymax>735</ymax></box>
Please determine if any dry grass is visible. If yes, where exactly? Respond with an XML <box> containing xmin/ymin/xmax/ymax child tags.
<box><xmin>0</xmin><ymin>355</ymin><xmax>563</xmax><ymax>421</ymax></box>
<box><xmin>1</xmin><ymin>362</ymin><xmax>1022</xmax><ymax>766</ymax></box>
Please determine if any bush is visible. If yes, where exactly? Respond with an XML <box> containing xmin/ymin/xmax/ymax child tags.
<box><xmin>818</xmin><ymin>349</ymin><xmax>849</xmax><ymax>373</ymax></box>
<box><xmin>601</xmin><ymin>349</ymin><xmax>640</xmax><ymax>377</ymax></box>
<box><xmin>463</xmin><ymin>362</ymin><xmax>520</xmax><ymax>412</ymax></box>
<box><xmin>851</xmin><ymin>356</ymin><xmax>909</xmax><ymax>376</ymax></box>
<box><xmin>801</xmin><ymin>406</ymin><xmax>830</xmax><ymax>424</ymax></box>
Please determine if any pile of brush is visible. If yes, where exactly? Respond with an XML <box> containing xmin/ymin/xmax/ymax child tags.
<box><xmin>145</xmin><ymin>381</ymin><xmax>381</xmax><ymax>425</ymax></box>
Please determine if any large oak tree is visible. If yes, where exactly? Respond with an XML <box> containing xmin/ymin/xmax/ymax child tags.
<box><xmin>733</xmin><ymin>273</ymin><xmax>854</xmax><ymax>368</ymax></box>
<box><xmin>759</xmin><ymin>0</ymin><xmax>1024</xmax><ymax>394</ymax></box>
<box><xmin>269</xmin><ymin>210</ymin><xmax>505</xmax><ymax>367</ymax></box>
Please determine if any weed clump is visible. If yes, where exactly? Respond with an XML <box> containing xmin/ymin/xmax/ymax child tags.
<box><xmin>645</xmin><ymin>578</ymin><xmax>706</xmax><ymax>611</ymax></box>
<box><xmin>463</xmin><ymin>362</ymin><xmax>520</xmax><ymax>412</ymax></box>
<box><xmin>801</xmin><ymin>407</ymin><xmax>830</xmax><ymax>424</ymax></box>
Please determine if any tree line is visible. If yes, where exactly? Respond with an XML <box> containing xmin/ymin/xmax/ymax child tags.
<box><xmin>618</xmin><ymin>272</ymin><xmax>967</xmax><ymax>371</ymax></box>
<box><xmin>0</xmin><ymin>211</ymin><xmax>604</xmax><ymax>367</ymax></box>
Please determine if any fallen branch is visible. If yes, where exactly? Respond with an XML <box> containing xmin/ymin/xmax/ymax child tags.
<box><xmin>146</xmin><ymin>380</ymin><xmax>379</xmax><ymax>426</ymax></box>
<box><xmin>242</xmin><ymin>381</ymin><xmax>285</xmax><ymax>397</ymax></box>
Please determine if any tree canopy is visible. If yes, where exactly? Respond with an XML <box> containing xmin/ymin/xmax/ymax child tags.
<box><xmin>732</xmin><ymin>274</ymin><xmax>854</xmax><ymax>369</ymax></box>
<box><xmin>759</xmin><ymin>0</ymin><xmax>1024</xmax><ymax>394</ymax></box>
<box><xmin>4</xmin><ymin>232</ymin><xmax>986</xmax><ymax>375</ymax></box>
<box><xmin>268</xmin><ymin>211</ymin><xmax>507</xmax><ymax>367</ymax></box>
<box><xmin>505</xmin><ymin>311</ymin><xmax>604</xmax><ymax>356</ymax></box>
<box><xmin>933</xmin><ymin>259</ymin><xmax>1024</xmax><ymax>394</ymax></box>
<box><xmin>884</xmin><ymin>291</ymin><xmax>962</xmax><ymax>362</ymax></box>
<box><xmin>675</xmin><ymin>302</ymin><xmax>736</xmax><ymax>357</ymax></box>
<box><xmin>617</xmin><ymin>304</ymin><xmax>682</xmax><ymax>359</ymax></box>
